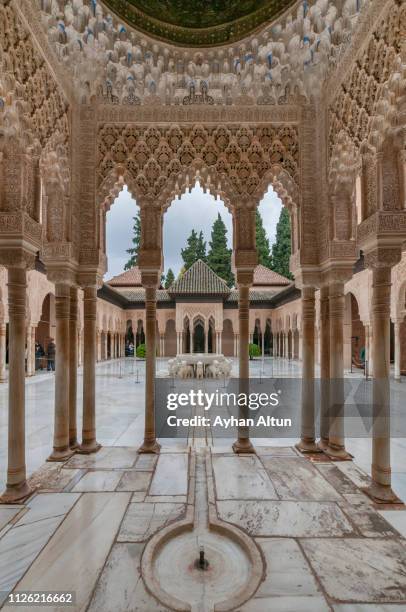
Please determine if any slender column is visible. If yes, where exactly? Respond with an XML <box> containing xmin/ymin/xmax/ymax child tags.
<box><xmin>0</xmin><ymin>323</ymin><xmax>6</xmax><ymax>383</ymax></box>
<box><xmin>0</xmin><ymin>268</ymin><xmax>32</xmax><ymax>502</ymax></box>
<box><xmin>233</xmin><ymin>283</ymin><xmax>255</xmax><ymax>454</ymax></box>
<box><xmin>326</xmin><ymin>282</ymin><xmax>351</xmax><ymax>460</ymax></box>
<box><xmin>48</xmin><ymin>284</ymin><xmax>74</xmax><ymax>461</ymax></box>
<box><xmin>97</xmin><ymin>331</ymin><xmax>101</xmax><ymax>362</ymax></box>
<box><xmin>261</xmin><ymin>331</ymin><xmax>265</xmax><ymax>358</ymax></box>
<box><xmin>366</xmin><ymin>267</ymin><xmax>398</xmax><ymax>502</ymax></box>
<box><xmin>296</xmin><ymin>287</ymin><xmax>319</xmax><ymax>453</ymax></box>
<box><xmin>318</xmin><ymin>286</ymin><xmax>330</xmax><ymax>451</ymax></box>
<box><xmin>69</xmin><ymin>287</ymin><xmax>79</xmax><ymax>450</ymax></box>
<box><xmin>26</xmin><ymin>325</ymin><xmax>34</xmax><ymax>376</ymax></box>
<box><xmin>205</xmin><ymin>327</ymin><xmax>208</xmax><ymax>353</ymax></box>
<box><xmin>139</xmin><ymin>280</ymin><xmax>160</xmax><ymax>453</ymax></box>
<box><xmin>78</xmin><ymin>329</ymin><xmax>83</xmax><ymax>367</ymax></box>
<box><xmin>394</xmin><ymin>320</ymin><xmax>402</xmax><ymax>382</ymax></box>
<box><xmin>218</xmin><ymin>331</ymin><xmax>222</xmax><ymax>354</ymax></box>
<box><xmin>79</xmin><ymin>286</ymin><xmax>101</xmax><ymax>454</ymax></box>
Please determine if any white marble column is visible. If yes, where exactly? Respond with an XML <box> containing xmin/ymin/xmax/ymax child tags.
<box><xmin>0</xmin><ymin>322</ymin><xmax>6</xmax><ymax>383</ymax></box>
<box><xmin>326</xmin><ymin>281</ymin><xmax>351</xmax><ymax>460</ymax></box>
<box><xmin>218</xmin><ymin>331</ymin><xmax>222</xmax><ymax>354</ymax></box>
<box><xmin>26</xmin><ymin>325</ymin><xmax>34</xmax><ymax>377</ymax></box>
<box><xmin>233</xmin><ymin>282</ymin><xmax>254</xmax><ymax>454</ymax></box>
<box><xmin>204</xmin><ymin>327</ymin><xmax>208</xmax><ymax>353</ymax></box>
<box><xmin>139</xmin><ymin>276</ymin><xmax>160</xmax><ymax>454</ymax></box>
<box><xmin>394</xmin><ymin>319</ymin><xmax>402</xmax><ymax>381</ymax></box>
<box><xmin>367</xmin><ymin>266</ymin><xmax>398</xmax><ymax>502</ymax></box>
<box><xmin>48</xmin><ymin>283</ymin><xmax>74</xmax><ymax>462</ymax></box>
<box><xmin>318</xmin><ymin>286</ymin><xmax>330</xmax><ymax>451</ymax></box>
<box><xmin>69</xmin><ymin>287</ymin><xmax>79</xmax><ymax>450</ymax></box>
<box><xmin>78</xmin><ymin>329</ymin><xmax>83</xmax><ymax>367</ymax></box>
<box><xmin>296</xmin><ymin>287</ymin><xmax>319</xmax><ymax>453</ymax></box>
<box><xmin>79</xmin><ymin>286</ymin><xmax>101</xmax><ymax>454</ymax></box>
<box><xmin>0</xmin><ymin>268</ymin><xmax>32</xmax><ymax>502</ymax></box>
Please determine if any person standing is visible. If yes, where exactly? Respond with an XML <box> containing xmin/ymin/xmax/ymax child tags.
<box><xmin>47</xmin><ymin>338</ymin><xmax>56</xmax><ymax>371</ymax></box>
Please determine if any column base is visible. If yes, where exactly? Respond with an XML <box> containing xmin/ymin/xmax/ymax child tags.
<box><xmin>138</xmin><ymin>439</ymin><xmax>161</xmax><ymax>454</ymax></box>
<box><xmin>232</xmin><ymin>439</ymin><xmax>255</xmax><ymax>454</ymax></box>
<box><xmin>295</xmin><ymin>439</ymin><xmax>321</xmax><ymax>454</ymax></box>
<box><xmin>77</xmin><ymin>441</ymin><xmax>102</xmax><ymax>455</ymax></box>
<box><xmin>362</xmin><ymin>483</ymin><xmax>403</xmax><ymax>505</ymax></box>
<box><xmin>317</xmin><ymin>438</ymin><xmax>329</xmax><ymax>452</ymax></box>
<box><xmin>0</xmin><ymin>481</ymin><xmax>33</xmax><ymax>504</ymax></box>
<box><xmin>47</xmin><ymin>448</ymin><xmax>75</xmax><ymax>462</ymax></box>
<box><xmin>69</xmin><ymin>438</ymin><xmax>80</xmax><ymax>451</ymax></box>
<box><xmin>324</xmin><ymin>444</ymin><xmax>353</xmax><ymax>461</ymax></box>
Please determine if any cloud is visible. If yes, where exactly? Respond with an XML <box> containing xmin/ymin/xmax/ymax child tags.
<box><xmin>105</xmin><ymin>184</ymin><xmax>283</xmax><ymax>279</ymax></box>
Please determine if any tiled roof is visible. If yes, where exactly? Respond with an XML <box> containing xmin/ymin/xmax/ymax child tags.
<box><xmin>168</xmin><ymin>260</ymin><xmax>230</xmax><ymax>296</ymax></box>
<box><xmin>120</xmin><ymin>289</ymin><xmax>172</xmax><ymax>303</ymax></box>
<box><xmin>226</xmin><ymin>289</ymin><xmax>279</xmax><ymax>303</ymax></box>
<box><xmin>253</xmin><ymin>264</ymin><xmax>290</xmax><ymax>286</ymax></box>
<box><xmin>107</xmin><ymin>267</ymin><xmax>142</xmax><ymax>287</ymax></box>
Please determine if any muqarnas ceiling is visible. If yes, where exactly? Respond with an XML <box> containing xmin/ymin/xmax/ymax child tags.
<box><xmin>102</xmin><ymin>0</ymin><xmax>296</xmax><ymax>46</ymax></box>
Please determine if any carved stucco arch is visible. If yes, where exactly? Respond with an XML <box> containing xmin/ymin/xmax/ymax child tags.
<box><xmin>96</xmin><ymin>123</ymin><xmax>299</xmax><ymax>216</ymax></box>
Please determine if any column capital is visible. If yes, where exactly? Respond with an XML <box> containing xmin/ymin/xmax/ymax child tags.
<box><xmin>141</xmin><ymin>269</ymin><xmax>161</xmax><ymax>288</ymax></box>
<box><xmin>364</xmin><ymin>246</ymin><xmax>402</xmax><ymax>270</ymax></box>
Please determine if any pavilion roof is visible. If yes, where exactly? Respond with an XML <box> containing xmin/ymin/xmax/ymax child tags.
<box><xmin>167</xmin><ymin>260</ymin><xmax>231</xmax><ymax>297</ymax></box>
<box><xmin>253</xmin><ymin>265</ymin><xmax>290</xmax><ymax>286</ymax></box>
<box><xmin>107</xmin><ymin>267</ymin><xmax>142</xmax><ymax>287</ymax></box>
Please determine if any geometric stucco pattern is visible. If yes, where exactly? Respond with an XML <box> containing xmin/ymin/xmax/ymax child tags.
<box><xmin>97</xmin><ymin>123</ymin><xmax>299</xmax><ymax>209</ymax></box>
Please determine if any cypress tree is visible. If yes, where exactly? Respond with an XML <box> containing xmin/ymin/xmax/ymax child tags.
<box><xmin>196</xmin><ymin>230</ymin><xmax>207</xmax><ymax>262</ymax></box>
<box><xmin>124</xmin><ymin>212</ymin><xmax>141</xmax><ymax>270</ymax></box>
<box><xmin>271</xmin><ymin>207</ymin><xmax>293</xmax><ymax>280</ymax></box>
<box><xmin>181</xmin><ymin>229</ymin><xmax>199</xmax><ymax>270</ymax></box>
<box><xmin>207</xmin><ymin>213</ymin><xmax>234</xmax><ymax>287</ymax></box>
<box><xmin>256</xmin><ymin>210</ymin><xmax>272</xmax><ymax>268</ymax></box>
<box><xmin>165</xmin><ymin>268</ymin><xmax>175</xmax><ymax>288</ymax></box>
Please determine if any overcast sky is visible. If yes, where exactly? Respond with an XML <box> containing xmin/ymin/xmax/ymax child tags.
<box><xmin>105</xmin><ymin>184</ymin><xmax>282</xmax><ymax>280</ymax></box>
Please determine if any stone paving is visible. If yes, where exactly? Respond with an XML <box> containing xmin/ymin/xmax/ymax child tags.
<box><xmin>0</xmin><ymin>445</ymin><xmax>405</xmax><ymax>611</ymax></box>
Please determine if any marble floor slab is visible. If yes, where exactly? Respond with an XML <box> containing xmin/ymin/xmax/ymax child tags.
<box><xmin>379</xmin><ymin>511</ymin><xmax>406</xmax><ymax>538</ymax></box>
<box><xmin>87</xmin><ymin>543</ymin><xmax>169</xmax><ymax>612</ymax></box>
<box><xmin>217</xmin><ymin>500</ymin><xmax>355</xmax><ymax>537</ymax></box>
<box><xmin>2</xmin><ymin>493</ymin><xmax>131</xmax><ymax>612</ymax></box>
<box><xmin>117</xmin><ymin>502</ymin><xmax>185</xmax><ymax>542</ymax></box>
<box><xmin>261</xmin><ymin>457</ymin><xmax>342</xmax><ymax>501</ymax></box>
<box><xmin>116</xmin><ymin>470</ymin><xmax>152</xmax><ymax>492</ymax></box>
<box><xmin>333</xmin><ymin>605</ymin><xmax>406</xmax><ymax>611</ymax></box>
<box><xmin>0</xmin><ymin>507</ymin><xmax>23</xmax><ymax>531</ymax></box>
<box><xmin>335</xmin><ymin>461</ymin><xmax>373</xmax><ymax>488</ymax></box>
<box><xmin>134</xmin><ymin>454</ymin><xmax>158</xmax><ymax>471</ymax></box>
<box><xmin>0</xmin><ymin>516</ymin><xmax>63</xmax><ymax>606</ymax></box>
<box><xmin>71</xmin><ymin>470</ymin><xmax>123</xmax><ymax>492</ymax></box>
<box><xmin>255</xmin><ymin>446</ymin><xmax>299</xmax><ymax>457</ymax></box>
<box><xmin>14</xmin><ymin>493</ymin><xmax>80</xmax><ymax>527</ymax></box>
<box><xmin>315</xmin><ymin>463</ymin><xmax>360</xmax><ymax>495</ymax></box>
<box><xmin>240</xmin><ymin>595</ymin><xmax>330</xmax><ymax>611</ymax></box>
<box><xmin>340</xmin><ymin>495</ymin><xmax>400</xmax><ymax>538</ymax></box>
<box><xmin>301</xmin><ymin>539</ymin><xmax>406</xmax><ymax>603</ymax></box>
<box><xmin>212</xmin><ymin>455</ymin><xmax>277</xmax><ymax>500</ymax></box>
<box><xmin>149</xmin><ymin>454</ymin><xmax>188</xmax><ymax>496</ymax></box>
<box><xmin>65</xmin><ymin>447</ymin><xmax>138</xmax><ymax>470</ymax></box>
<box><xmin>254</xmin><ymin>538</ymin><xmax>323</xmax><ymax>598</ymax></box>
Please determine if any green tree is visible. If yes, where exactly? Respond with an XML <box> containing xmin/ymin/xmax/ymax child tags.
<box><xmin>271</xmin><ymin>207</ymin><xmax>293</xmax><ymax>280</ymax></box>
<box><xmin>165</xmin><ymin>268</ymin><xmax>175</xmax><ymax>288</ymax></box>
<box><xmin>124</xmin><ymin>212</ymin><xmax>141</xmax><ymax>270</ymax></box>
<box><xmin>196</xmin><ymin>230</ymin><xmax>207</xmax><ymax>262</ymax></box>
<box><xmin>256</xmin><ymin>210</ymin><xmax>272</xmax><ymax>268</ymax></box>
<box><xmin>181</xmin><ymin>229</ymin><xmax>199</xmax><ymax>270</ymax></box>
<box><xmin>207</xmin><ymin>213</ymin><xmax>234</xmax><ymax>287</ymax></box>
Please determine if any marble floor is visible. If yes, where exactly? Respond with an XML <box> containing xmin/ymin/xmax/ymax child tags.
<box><xmin>1</xmin><ymin>357</ymin><xmax>405</xmax><ymax>500</ymax></box>
<box><xmin>0</xmin><ymin>446</ymin><xmax>405</xmax><ymax>611</ymax></box>
<box><xmin>0</xmin><ymin>358</ymin><xmax>406</xmax><ymax>610</ymax></box>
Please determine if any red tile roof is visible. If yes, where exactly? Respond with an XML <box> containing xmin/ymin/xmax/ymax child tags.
<box><xmin>253</xmin><ymin>264</ymin><xmax>290</xmax><ymax>286</ymax></box>
<box><xmin>107</xmin><ymin>267</ymin><xmax>142</xmax><ymax>287</ymax></box>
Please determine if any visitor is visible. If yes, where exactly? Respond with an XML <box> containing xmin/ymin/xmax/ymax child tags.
<box><xmin>47</xmin><ymin>338</ymin><xmax>56</xmax><ymax>371</ymax></box>
<box><xmin>35</xmin><ymin>342</ymin><xmax>45</xmax><ymax>370</ymax></box>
